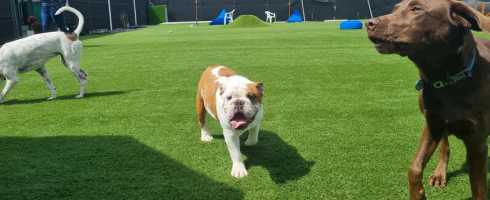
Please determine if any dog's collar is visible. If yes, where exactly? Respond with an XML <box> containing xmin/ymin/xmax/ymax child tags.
<box><xmin>416</xmin><ymin>48</ymin><xmax>477</xmax><ymax>91</ymax></box>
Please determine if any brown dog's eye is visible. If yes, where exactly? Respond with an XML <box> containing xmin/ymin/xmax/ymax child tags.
<box><xmin>410</xmin><ymin>6</ymin><xmax>423</xmax><ymax>12</ymax></box>
<box><xmin>247</xmin><ymin>94</ymin><xmax>256</xmax><ymax>102</ymax></box>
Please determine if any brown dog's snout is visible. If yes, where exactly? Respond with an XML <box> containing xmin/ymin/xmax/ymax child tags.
<box><xmin>366</xmin><ymin>18</ymin><xmax>379</xmax><ymax>32</ymax></box>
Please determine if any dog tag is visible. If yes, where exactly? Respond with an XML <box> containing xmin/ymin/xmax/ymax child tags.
<box><xmin>415</xmin><ymin>79</ymin><xmax>424</xmax><ymax>91</ymax></box>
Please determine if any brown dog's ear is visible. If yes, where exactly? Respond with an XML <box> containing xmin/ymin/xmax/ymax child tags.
<box><xmin>450</xmin><ymin>0</ymin><xmax>490</xmax><ymax>32</ymax></box>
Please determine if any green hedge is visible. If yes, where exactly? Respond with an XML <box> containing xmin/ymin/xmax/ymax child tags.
<box><xmin>149</xmin><ymin>5</ymin><xmax>167</xmax><ymax>25</ymax></box>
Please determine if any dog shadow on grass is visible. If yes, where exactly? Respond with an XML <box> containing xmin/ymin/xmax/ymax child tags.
<box><xmin>0</xmin><ymin>136</ymin><xmax>243</xmax><ymax>200</ymax></box>
<box><xmin>445</xmin><ymin>157</ymin><xmax>490</xmax><ymax>199</ymax></box>
<box><xmin>84</xmin><ymin>44</ymin><xmax>106</xmax><ymax>48</ymax></box>
<box><xmin>446</xmin><ymin>162</ymin><xmax>468</xmax><ymax>181</ymax></box>
<box><xmin>215</xmin><ymin>130</ymin><xmax>314</xmax><ymax>184</ymax></box>
<box><xmin>445</xmin><ymin>140</ymin><xmax>490</xmax><ymax>181</ymax></box>
<box><xmin>3</xmin><ymin>90</ymin><xmax>134</xmax><ymax>105</ymax></box>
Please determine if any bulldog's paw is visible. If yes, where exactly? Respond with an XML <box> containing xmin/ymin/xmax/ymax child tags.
<box><xmin>75</xmin><ymin>94</ymin><xmax>84</xmax><ymax>99</ymax></box>
<box><xmin>244</xmin><ymin>138</ymin><xmax>258</xmax><ymax>146</ymax></box>
<box><xmin>201</xmin><ymin>134</ymin><xmax>214</xmax><ymax>142</ymax></box>
<box><xmin>47</xmin><ymin>96</ymin><xmax>57</xmax><ymax>101</ymax></box>
<box><xmin>231</xmin><ymin>162</ymin><xmax>248</xmax><ymax>178</ymax></box>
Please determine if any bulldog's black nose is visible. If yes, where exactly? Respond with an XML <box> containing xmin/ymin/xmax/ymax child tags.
<box><xmin>366</xmin><ymin>18</ymin><xmax>379</xmax><ymax>31</ymax></box>
<box><xmin>235</xmin><ymin>100</ymin><xmax>244</xmax><ymax>106</ymax></box>
<box><xmin>234</xmin><ymin>100</ymin><xmax>245</xmax><ymax>111</ymax></box>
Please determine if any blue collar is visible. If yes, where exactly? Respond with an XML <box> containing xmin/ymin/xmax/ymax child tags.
<box><xmin>416</xmin><ymin>48</ymin><xmax>477</xmax><ymax>91</ymax></box>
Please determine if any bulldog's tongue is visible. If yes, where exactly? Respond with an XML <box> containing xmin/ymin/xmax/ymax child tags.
<box><xmin>231</xmin><ymin>120</ymin><xmax>247</xmax><ymax>129</ymax></box>
<box><xmin>230</xmin><ymin>113</ymin><xmax>248</xmax><ymax>129</ymax></box>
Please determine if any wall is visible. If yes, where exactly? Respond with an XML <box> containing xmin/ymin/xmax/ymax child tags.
<box><xmin>167</xmin><ymin>0</ymin><xmax>399</xmax><ymax>22</ymax></box>
<box><xmin>151</xmin><ymin>0</ymin><xmax>168</xmax><ymax>5</ymax></box>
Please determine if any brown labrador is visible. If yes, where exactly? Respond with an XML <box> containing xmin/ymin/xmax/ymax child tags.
<box><xmin>366</xmin><ymin>0</ymin><xmax>490</xmax><ymax>199</ymax></box>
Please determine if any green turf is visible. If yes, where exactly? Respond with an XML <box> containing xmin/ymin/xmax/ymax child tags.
<box><xmin>0</xmin><ymin>22</ymin><xmax>488</xmax><ymax>199</ymax></box>
<box><xmin>227</xmin><ymin>15</ymin><xmax>268</xmax><ymax>28</ymax></box>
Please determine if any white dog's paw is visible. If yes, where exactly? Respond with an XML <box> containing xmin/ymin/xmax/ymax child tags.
<box><xmin>230</xmin><ymin>162</ymin><xmax>248</xmax><ymax>178</ymax></box>
<box><xmin>47</xmin><ymin>96</ymin><xmax>57</xmax><ymax>101</ymax></box>
<box><xmin>244</xmin><ymin>138</ymin><xmax>258</xmax><ymax>146</ymax></box>
<box><xmin>200</xmin><ymin>129</ymin><xmax>214</xmax><ymax>142</ymax></box>
<box><xmin>75</xmin><ymin>94</ymin><xmax>84</xmax><ymax>99</ymax></box>
<box><xmin>201</xmin><ymin>134</ymin><xmax>214</xmax><ymax>142</ymax></box>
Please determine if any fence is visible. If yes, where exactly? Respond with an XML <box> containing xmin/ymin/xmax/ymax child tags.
<box><xmin>0</xmin><ymin>0</ymin><xmax>21</xmax><ymax>44</ymax></box>
<box><xmin>0</xmin><ymin>0</ymin><xmax>149</xmax><ymax>44</ymax></box>
<box><xmin>167</xmin><ymin>0</ymin><xmax>399</xmax><ymax>22</ymax></box>
<box><xmin>64</xmin><ymin>0</ymin><xmax>148</xmax><ymax>33</ymax></box>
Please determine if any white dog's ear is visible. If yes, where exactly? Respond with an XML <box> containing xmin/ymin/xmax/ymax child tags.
<box><xmin>216</xmin><ymin>77</ymin><xmax>229</xmax><ymax>95</ymax></box>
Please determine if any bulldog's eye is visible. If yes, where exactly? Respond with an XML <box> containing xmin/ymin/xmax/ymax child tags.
<box><xmin>247</xmin><ymin>94</ymin><xmax>256</xmax><ymax>102</ymax></box>
<box><xmin>226</xmin><ymin>96</ymin><xmax>232</xmax><ymax>101</ymax></box>
<box><xmin>410</xmin><ymin>5</ymin><xmax>423</xmax><ymax>12</ymax></box>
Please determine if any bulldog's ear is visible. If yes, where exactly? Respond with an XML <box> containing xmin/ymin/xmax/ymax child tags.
<box><xmin>256</xmin><ymin>82</ymin><xmax>264</xmax><ymax>96</ymax></box>
<box><xmin>450</xmin><ymin>0</ymin><xmax>490</xmax><ymax>32</ymax></box>
<box><xmin>247</xmin><ymin>82</ymin><xmax>264</xmax><ymax>103</ymax></box>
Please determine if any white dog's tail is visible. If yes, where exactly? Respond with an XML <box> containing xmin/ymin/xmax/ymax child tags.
<box><xmin>55</xmin><ymin>5</ymin><xmax>85</xmax><ymax>35</ymax></box>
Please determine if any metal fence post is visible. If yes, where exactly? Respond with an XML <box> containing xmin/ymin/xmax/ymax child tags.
<box><xmin>108</xmin><ymin>0</ymin><xmax>113</xmax><ymax>31</ymax></box>
<box><xmin>133</xmin><ymin>0</ymin><xmax>138</xmax><ymax>26</ymax></box>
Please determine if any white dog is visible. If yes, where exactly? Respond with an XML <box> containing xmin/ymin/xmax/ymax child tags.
<box><xmin>0</xmin><ymin>5</ymin><xmax>87</xmax><ymax>103</ymax></box>
<box><xmin>196</xmin><ymin>65</ymin><xmax>264</xmax><ymax>178</ymax></box>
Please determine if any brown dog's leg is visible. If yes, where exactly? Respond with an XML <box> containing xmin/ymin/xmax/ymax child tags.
<box><xmin>464</xmin><ymin>137</ymin><xmax>488</xmax><ymax>200</ymax></box>
<box><xmin>429</xmin><ymin>134</ymin><xmax>450</xmax><ymax>187</ymax></box>
<box><xmin>409</xmin><ymin>121</ymin><xmax>444</xmax><ymax>200</ymax></box>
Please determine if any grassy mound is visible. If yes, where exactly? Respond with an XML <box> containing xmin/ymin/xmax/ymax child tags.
<box><xmin>227</xmin><ymin>15</ymin><xmax>268</xmax><ymax>28</ymax></box>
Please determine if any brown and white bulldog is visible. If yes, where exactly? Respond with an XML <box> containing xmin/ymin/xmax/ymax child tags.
<box><xmin>195</xmin><ymin>65</ymin><xmax>264</xmax><ymax>178</ymax></box>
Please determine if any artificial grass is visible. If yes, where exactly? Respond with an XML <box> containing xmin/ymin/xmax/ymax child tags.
<box><xmin>227</xmin><ymin>15</ymin><xmax>268</xmax><ymax>28</ymax></box>
<box><xmin>0</xmin><ymin>22</ymin><xmax>488</xmax><ymax>200</ymax></box>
